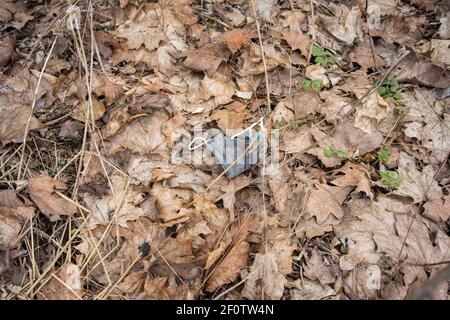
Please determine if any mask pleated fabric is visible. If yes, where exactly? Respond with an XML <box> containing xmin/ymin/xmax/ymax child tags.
<box><xmin>205</xmin><ymin>130</ymin><xmax>264</xmax><ymax>179</ymax></box>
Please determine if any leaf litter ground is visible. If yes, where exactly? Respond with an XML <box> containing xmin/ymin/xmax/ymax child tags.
<box><xmin>0</xmin><ymin>0</ymin><xmax>449</xmax><ymax>300</ymax></box>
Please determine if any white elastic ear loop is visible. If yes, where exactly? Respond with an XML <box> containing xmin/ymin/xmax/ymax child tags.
<box><xmin>230</xmin><ymin>117</ymin><xmax>265</xmax><ymax>140</ymax></box>
<box><xmin>188</xmin><ymin>137</ymin><xmax>209</xmax><ymax>150</ymax></box>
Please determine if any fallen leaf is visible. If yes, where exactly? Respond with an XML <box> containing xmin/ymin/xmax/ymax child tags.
<box><xmin>83</xmin><ymin>174</ymin><xmax>147</xmax><ymax>229</ymax></box>
<box><xmin>206</xmin><ymin>240</ymin><xmax>249</xmax><ymax>292</ymax></box>
<box><xmin>215</xmin><ymin>29</ymin><xmax>250</xmax><ymax>53</ymax></box>
<box><xmin>28</xmin><ymin>176</ymin><xmax>78</xmax><ymax>222</ymax></box>
<box><xmin>305</xmin><ymin>183</ymin><xmax>352</xmax><ymax>224</ymax></box>
<box><xmin>0</xmin><ymin>35</ymin><xmax>15</xmax><ymax>67</ymax></box>
<box><xmin>39</xmin><ymin>263</ymin><xmax>83</xmax><ymax>299</ymax></box>
<box><xmin>71</xmin><ymin>98</ymin><xmax>106</xmax><ymax>122</ymax></box>
<box><xmin>255</xmin><ymin>0</ymin><xmax>276</xmax><ymax>23</ymax></box>
<box><xmin>289</xmin><ymin>279</ymin><xmax>336</xmax><ymax>300</ymax></box>
<box><xmin>181</xmin><ymin>43</ymin><xmax>230</xmax><ymax>77</ymax></box>
<box><xmin>331</xmin><ymin>162</ymin><xmax>373</xmax><ymax>198</ymax></box>
<box><xmin>109</xmin><ymin>111</ymin><xmax>169</xmax><ymax>155</ymax></box>
<box><xmin>209</xmin><ymin>101</ymin><xmax>247</xmax><ymax>132</ymax></box>
<box><xmin>415</xmin><ymin>39</ymin><xmax>450</xmax><ymax>69</ymax></box>
<box><xmin>393</xmin><ymin>152</ymin><xmax>442</xmax><ymax>203</ymax></box>
<box><xmin>402</xmin><ymin>89</ymin><xmax>450</xmax><ymax>163</ymax></box>
<box><xmin>241</xmin><ymin>252</ymin><xmax>287</xmax><ymax>300</ymax></box>
<box><xmin>199</xmin><ymin>75</ymin><xmax>235</xmax><ymax>105</ymax></box>
<box><xmin>0</xmin><ymin>206</ymin><xmax>34</xmax><ymax>250</ymax></box>
<box><xmin>319</xmin><ymin>5</ymin><xmax>362</xmax><ymax>45</ymax></box>
<box><xmin>303</xmin><ymin>248</ymin><xmax>336</xmax><ymax>285</ymax></box>
<box><xmin>305</xmin><ymin>64</ymin><xmax>330</xmax><ymax>86</ymax></box>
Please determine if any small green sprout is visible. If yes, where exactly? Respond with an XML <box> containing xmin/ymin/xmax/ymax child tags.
<box><xmin>323</xmin><ymin>145</ymin><xmax>348</xmax><ymax>159</ymax></box>
<box><xmin>57</xmin><ymin>156</ymin><xmax>66</xmax><ymax>166</ymax></box>
<box><xmin>309</xmin><ymin>45</ymin><xmax>338</xmax><ymax>68</ymax></box>
<box><xmin>302</xmin><ymin>79</ymin><xmax>324</xmax><ymax>91</ymax></box>
<box><xmin>380</xmin><ymin>170</ymin><xmax>401</xmax><ymax>189</ymax></box>
<box><xmin>378</xmin><ymin>76</ymin><xmax>403</xmax><ymax>104</ymax></box>
<box><xmin>377</xmin><ymin>149</ymin><xmax>391</xmax><ymax>163</ymax></box>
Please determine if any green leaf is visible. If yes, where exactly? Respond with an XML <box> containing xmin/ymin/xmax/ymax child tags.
<box><xmin>314</xmin><ymin>56</ymin><xmax>326</xmax><ymax>66</ymax></box>
<box><xmin>57</xmin><ymin>157</ymin><xmax>66</xmax><ymax>166</ymax></box>
<box><xmin>380</xmin><ymin>170</ymin><xmax>401</xmax><ymax>189</ymax></box>
<box><xmin>311</xmin><ymin>45</ymin><xmax>324</xmax><ymax>57</ymax></box>
<box><xmin>324</xmin><ymin>147</ymin><xmax>334</xmax><ymax>157</ymax></box>
<box><xmin>393</xmin><ymin>92</ymin><xmax>403</xmax><ymax>101</ymax></box>
<box><xmin>377</xmin><ymin>149</ymin><xmax>391</xmax><ymax>163</ymax></box>
<box><xmin>311</xmin><ymin>79</ymin><xmax>323</xmax><ymax>91</ymax></box>
<box><xmin>378</xmin><ymin>86</ymin><xmax>387</xmax><ymax>96</ymax></box>
<box><xmin>302</xmin><ymin>79</ymin><xmax>311</xmax><ymax>90</ymax></box>
<box><xmin>336</xmin><ymin>149</ymin><xmax>348</xmax><ymax>159</ymax></box>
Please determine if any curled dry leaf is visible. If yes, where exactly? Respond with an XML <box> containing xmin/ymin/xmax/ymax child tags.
<box><xmin>206</xmin><ymin>240</ymin><xmax>249</xmax><ymax>292</ymax></box>
<box><xmin>215</xmin><ymin>28</ymin><xmax>250</xmax><ymax>53</ymax></box>
<box><xmin>303</xmin><ymin>248</ymin><xmax>336</xmax><ymax>285</ymax></box>
<box><xmin>319</xmin><ymin>5</ymin><xmax>362</xmax><ymax>45</ymax></box>
<box><xmin>331</xmin><ymin>162</ymin><xmax>373</xmax><ymax>198</ymax></box>
<box><xmin>83</xmin><ymin>174</ymin><xmax>147</xmax><ymax>229</ymax></box>
<box><xmin>241</xmin><ymin>252</ymin><xmax>287</xmax><ymax>300</ymax></box>
<box><xmin>393</xmin><ymin>152</ymin><xmax>442</xmax><ymax>203</ymax></box>
<box><xmin>0</xmin><ymin>35</ymin><xmax>15</xmax><ymax>67</ymax></box>
<box><xmin>28</xmin><ymin>176</ymin><xmax>77</xmax><ymax>222</ymax></box>
<box><xmin>71</xmin><ymin>98</ymin><xmax>106</xmax><ymax>123</ymax></box>
<box><xmin>109</xmin><ymin>111</ymin><xmax>169</xmax><ymax>155</ymax></box>
<box><xmin>289</xmin><ymin>279</ymin><xmax>336</xmax><ymax>300</ymax></box>
<box><xmin>402</xmin><ymin>90</ymin><xmax>450</xmax><ymax>163</ymax></box>
<box><xmin>305</xmin><ymin>184</ymin><xmax>352</xmax><ymax>224</ymax></box>
<box><xmin>199</xmin><ymin>75</ymin><xmax>235</xmax><ymax>106</ymax></box>
<box><xmin>181</xmin><ymin>43</ymin><xmax>230</xmax><ymax>77</ymax></box>
<box><xmin>0</xmin><ymin>205</ymin><xmax>34</xmax><ymax>250</ymax></box>
<box><xmin>39</xmin><ymin>263</ymin><xmax>83</xmax><ymax>300</ymax></box>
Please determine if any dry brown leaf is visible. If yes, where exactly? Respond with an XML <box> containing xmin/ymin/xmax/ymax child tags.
<box><xmin>241</xmin><ymin>252</ymin><xmax>287</xmax><ymax>300</ymax></box>
<box><xmin>255</xmin><ymin>0</ymin><xmax>276</xmax><ymax>23</ymax></box>
<box><xmin>289</xmin><ymin>279</ymin><xmax>336</xmax><ymax>300</ymax></box>
<box><xmin>0</xmin><ymin>206</ymin><xmax>34</xmax><ymax>250</ymax></box>
<box><xmin>39</xmin><ymin>263</ymin><xmax>83</xmax><ymax>300</ymax></box>
<box><xmin>151</xmin><ymin>182</ymin><xmax>192</xmax><ymax>223</ymax></box>
<box><xmin>303</xmin><ymin>248</ymin><xmax>336</xmax><ymax>285</ymax></box>
<box><xmin>215</xmin><ymin>29</ymin><xmax>250</xmax><ymax>53</ymax></box>
<box><xmin>319</xmin><ymin>5</ymin><xmax>362</xmax><ymax>45</ymax></box>
<box><xmin>71</xmin><ymin>98</ymin><xmax>106</xmax><ymax>123</ymax></box>
<box><xmin>331</xmin><ymin>162</ymin><xmax>373</xmax><ymax>198</ymax></box>
<box><xmin>28</xmin><ymin>176</ymin><xmax>77</xmax><ymax>222</ymax></box>
<box><xmin>238</xmin><ymin>43</ymin><xmax>290</xmax><ymax>76</ymax></box>
<box><xmin>370</xmin><ymin>15</ymin><xmax>427</xmax><ymax>46</ymax></box>
<box><xmin>109</xmin><ymin>111</ymin><xmax>168</xmax><ymax>155</ymax></box>
<box><xmin>415</xmin><ymin>40</ymin><xmax>450</xmax><ymax>69</ymax></box>
<box><xmin>423</xmin><ymin>195</ymin><xmax>450</xmax><ymax>223</ymax></box>
<box><xmin>0</xmin><ymin>190</ymin><xmax>26</xmax><ymax>208</ymax></box>
<box><xmin>396</xmin><ymin>55</ymin><xmax>450</xmax><ymax>88</ymax></box>
<box><xmin>209</xmin><ymin>101</ymin><xmax>246</xmax><ymax>132</ymax></box>
<box><xmin>181</xmin><ymin>43</ymin><xmax>230</xmax><ymax>77</ymax></box>
<box><xmin>83</xmin><ymin>174</ymin><xmax>147</xmax><ymax>229</ymax></box>
<box><xmin>318</xmin><ymin>90</ymin><xmax>352</xmax><ymax>124</ymax></box>
<box><xmin>206</xmin><ymin>240</ymin><xmax>249</xmax><ymax>292</ymax></box>
<box><xmin>305</xmin><ymin>184</ymin><xmax>352</xmax><ymax>224</ymax></box>
<box><xmin>0</xmin><ymin>35</ymin><xmax>15</xmax><ymax>67</ymax></box>
<box><xmin>393</xmin><ymin>152</ymin><xmax>442</xmax><ymax>203</ymax></box>
<box><xmin>92</xmin><ymin>73</ymin><xmax>123</xmax><ymax>105</ymax></box>
<box><xmin>353</xmin><ymin>87</ymin><xmax>391</xmax><ymax>135</ymax></box>
<box><xmin>115</xmin><ymin>11</ymin><xmax>164</xmax><ymax>50</ymax></box>
<box><xmin>402</xmin><ymin>89</ymin><xmax>450</xmax><ymax>163</ymax></box>
<box><xmin>198</xmin><ymin>75</ymin><xmax>235</xmax><ymax>106</ymax></box>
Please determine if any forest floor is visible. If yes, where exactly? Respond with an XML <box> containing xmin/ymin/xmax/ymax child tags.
<box><xmin>0</xmin><ymin>0</ymin><xmax>449</xmax><ymax>300</ymax></box>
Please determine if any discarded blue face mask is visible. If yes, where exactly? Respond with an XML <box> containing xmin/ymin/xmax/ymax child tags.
<box><xmin>189</xmin><ymin>119</ymin><xmax>266</xmax><ymax>179</ymax></box>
